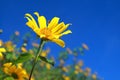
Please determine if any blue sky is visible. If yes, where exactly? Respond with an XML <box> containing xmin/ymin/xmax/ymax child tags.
<box><xmin>0</xmin><ymin>0</ymin><xmax>120</xmax><ymax>80</ymax></box>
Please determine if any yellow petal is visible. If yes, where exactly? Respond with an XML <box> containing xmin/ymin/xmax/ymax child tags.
<box><xmin>60</xmin><ymin>30</ymin><xmax>72</xmax><ymax>37</ymax></box>
<box><xmin>26</xmin><ymin>21</ymin><xmax>40</xmax><ymax>35</ymax></box>
<box><xmin>46</xmin><ymin>63</ymin><xmax>51</xmax><ymax>70</ymax></box>
<box><xmin>34</xmin><ymin>12</ymin><xmax>40</xmax><ymax>18</ymax></box>
<box><xmin>33</xmin><ymin>28</ymin><xmax>40</xmax><ymax>36</ymax></box>
<box><xmin>53</xmin><ymin>35</ymin><xmax>61</xmax><ymax>39</ymax></box>
<box><xmin>3</xmin><ymin>62</ymin><xmax>12</xmax><ymax>67</ymax></box>
<box><xmin>34</xmin><ymin>12</ymin><xmax>47</xmax><ymax>29</ymax></box>
<box><xmin>52</xmin><ymin>22</ymin><xmax>65</xmax><ymax>33</ymax></box>
<box><xmin>48</xmin><ymin>17</ymin><xmax>60</xmax><ymax>29</ymax></box>
<box><xmin>25</xmin><ymin>17</ymin><xmax>31</xmax><ymax>21</ymax></box>
<box><xmin>10</xmin><ymin>65</ymin><xmax>16</xmax><ymax>71</ymax></box>
<box><xmin>51</xmin><ymin>39</ymin><xmax>65</xmax><ymax>47</ymax></box>
<box><xmin>55</xmin><ymin>24</ymin><xmax>70</xmax><ymax>34</ymax></box>
<box><xmin>26</xmin><ymin>20</ymin><xmax>34</xmax><ymax>29</ymax></box>
<box><xmin>0</xmin><ymin>48</ymin><xmax>6</xmax><ymax>52</ymax></box>
<box><xmin>38</xmin><ymin>16</ymin><xmax>47</xmax><ymax>29</ymax></box>
<box><xmin>25</xmin><ymin>13</ymin><xmax>39</xmax><ymax>29</ymax></box>
<box><xmin>0</xmin><ymin>52</ymin><xmax>3</xmax><ymax>59</ymax></box>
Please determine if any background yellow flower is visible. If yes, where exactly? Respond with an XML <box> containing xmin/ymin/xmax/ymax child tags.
<box><xmin>3</xmin><ymin>62</ymin><xmax>28</xmax><ymax>80</ymax></box>
<box><xmin>0</xmin><ymin>48</ymin><xmax>6</xmax><ymax>60</ymax></box>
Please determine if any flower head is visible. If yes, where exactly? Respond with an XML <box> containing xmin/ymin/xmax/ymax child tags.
<box><xmin>0</xmin><ymin>48</ymin><xmax>6</xmax><ymax>60</ymax></box>
<box><xmin>3</xmin><ymin>62</ymin><xmax>28</xmax><ymax>80</ymax></box>
<box><xmin>4</xmin><ymin>41</ymin><xmax>14</xmax><ymax>52</ymax></box>
<box><xmin>40</xmin><ymin>48</ymin><xmax>50</xmax><ymax>57</ymax></box>
<box><xmin>25</xmin><ymin>12</ymin><xmax>72</xmax><ymax>47</ymax></box>
<box><xmin>0</xmin><ymin>40</ymin><xmax>3</xmax><ymax>46</ymax></box>
<box><xmin>92</xmin><ymin>74</ymin><xmax>97</xmax><ymax>80</ymax></box>
<box><xmin>62</xmin><ymin>75</ymin><xmax>70</xmax><ymax>80</ymax></box>
<box><xmin>46</xmin><ymin>63</ymin><xmax>51</xmax><ymax>70</ymax></box>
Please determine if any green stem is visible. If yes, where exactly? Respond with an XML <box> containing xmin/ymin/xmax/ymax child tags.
<box><xmin>29</xmin><ymin>39</ymin><xmax>45</xmax><ymax>80</ymax></box>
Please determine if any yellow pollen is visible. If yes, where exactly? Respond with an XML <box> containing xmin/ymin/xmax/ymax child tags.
<box><xmin>40</xmin><ymin>28</ymin><xmax>52</xmax><ymax>38</ymax></box>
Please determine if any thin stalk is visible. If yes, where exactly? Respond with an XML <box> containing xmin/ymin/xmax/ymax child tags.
<box><xmin>29</xmin><ymin>39</ymin><xmax>45</xmax><ymax>80</ymax></box>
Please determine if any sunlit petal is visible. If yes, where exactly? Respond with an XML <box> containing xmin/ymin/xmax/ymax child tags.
<box><xmin>56</xmin><ymin>24</ymin><xmax>70</xmax><ymax>34</ymax></box>
<box><xmin>0</xmin><ymin>48</ymin><xmax>6</xmax><ymax>52</ymax></box>
<box><xmin>34</xmin><ymin>12</ymin><xmax>40</xmax><ymax>18</ymax></box>
<box><xmin>25</xmin><ymin>13</ymin><xmax>39</xmax><ymax>29</ymax></box>
<box><xmin>52</xmin><ymin>22</ymin><xmax>65</xmax><ymax>33</ymax></box>
<box><xmin>48</xmin><ymin>17</ymin><xmax>60</xmax><ymax>29</ymax></box>
<box><xmin>60</xmin><ymin>30</ymin><xmax>72</xmax><ymax>37</ymax></box>
<box><xmin>51</xmin><ymin>39</ymin><xmax>65</xmax><ymax>47</ymax></box>
<box><xmin>26</xmin><ymin>21</ymin><xmax>34</xmax><ymax>29</ymax></box>
<box><xmin>38</xmin><ymin>16</ymin><xmax>47</xmax><ymax>29</ymax></box>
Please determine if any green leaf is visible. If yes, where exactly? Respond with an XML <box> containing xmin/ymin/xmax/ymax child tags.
<box><xmin>39</xmin><ymin>56</ymin><xmax>54</xmax><ymax>66</ymax></box>
<box><xmin>14</xmin><ymin>53</ymin><xmax>33</xmax><ymax>64</ymax></box>
<box><xmin>4</xmin><ymin>77</ymin><xmax>14</xmax><ymax>80</ymax></box>
<box><xmin>6</xmin><ymin>52</ymin><xmax>13</xmax><ymax>60</ymax></box>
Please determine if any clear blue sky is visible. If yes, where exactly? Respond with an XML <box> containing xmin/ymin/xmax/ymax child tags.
<box><xmin>0</xmin><ymin>0</ymin><xmax>120</xmax><ymax>80</ymax></box>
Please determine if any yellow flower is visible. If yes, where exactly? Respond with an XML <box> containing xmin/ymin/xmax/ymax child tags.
<box><xmin>3</xmin><ymin>62</ymin><xmax>28</xmax><ymax>80</ymax></box>
<box><xmin>4</xmin><ymin>41</ymin><xmax>14</xmax><ymax>52</ymax></box>
<box><xmin>62</xmin><ymin>67</ymin><xmax>69</xmax><ymax>72</ymax></box>
<box><xmin>63</xmin><ymin>75</ymin><xmax>70</xmax><ymax>80</ymax></box>
<box><xmin>74</xmin><ymin>70</ymin><xmax>79</xmax><ymax>74</ymax></box>
<box><xmin>17</xmin><ymin>63</ymin><xmax>23</xmax><ymax>68</ymax></box>
<box><xmin>40</xmin><ymin>48</ymin><xmax>50</xmax><ymax>57</ymax></box>
<box><xmin>0</xmin><ymin>53</ymin><xmax>3</xmax><ymax>60</ymax></box>
<box><xmin>0</xmin><ymin>48</ymin><xmax>6</xmax><ymax>52</ymax></box>
<box><xmin>0</xmin><ymin>48</ymin><xmax>6</xmax><ymax>60</ymax></box>
<box><xmin>75</xmin><ymin>65</ymin><xmax>79</xmax><ymax>70</ymax></box>
<box><xmin>46</xmin><ymin>63</ymin><xmax>51</xmax><ymax>70</ymax></box>
<box><xmin>92</xmin><ymin>74</ymin><xmax>97</xmax><ymax>80</ymax></box>
<box><xmin>25</xmin><ymin>12</ymin><xmax>72</xmax><ymax>47</ymax></box>
<box><xmin>83</xmin><ymin>67</ymin><xmax>91</xmax><ymax>77</ymax></box>
<box><xmin>85</xmin><ymin>67</ymin><xmax>91</xmax><ymax>73</ymax></box>
<box><xmin>74</xmin><ymin>65</ymin><xmax>81</xmax><ymax>74</ymax></box>
<box><xmin>78</xmin><ymin>60</ymin><xmax>83</xmax><ymax>67</ymax></box>
<box><xmin>0</xmin><ymin>40</ymin><xmax>3</xmax><ymax>46</ymax></box>
<box><xmin>21</xmin><ymin>47</ymin><xmax>27</xmax><ymax>52</ymax></box>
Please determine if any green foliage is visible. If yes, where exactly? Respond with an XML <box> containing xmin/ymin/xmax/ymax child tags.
<box><xmin>3</xmin><ymin>77</ymin><xmax>14</xmax><ymax>80</ymax></box>
<box><xmin>5</xmin><ymin>52</ymin><xmax>13</xmax><ymax>60</ymax></box>
<box><xmin>13</xmin><ymin>53</ymin><xmax>33</xmax><ymax>64</ymax></box>
<box><xmin>39</xmin><ymin>56</ymin><xmax>54</xmax><ymax>66</ymax></box>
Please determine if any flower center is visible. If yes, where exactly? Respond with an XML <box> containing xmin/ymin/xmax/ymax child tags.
<box><xmin>12</xmin><ymin>73</ymin><xmax>18</xmax><ymax>79</ymax></box>
<box><xmin>40</xmin><ymin>28</ymin><xmax>52</xmax><ymax>39</ymax></box>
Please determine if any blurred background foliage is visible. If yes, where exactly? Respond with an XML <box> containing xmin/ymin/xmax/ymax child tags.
<box><xmin>0</xmin><ymin>29</ymin><xmax>102</xmax><ymax>80</ymax></box>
